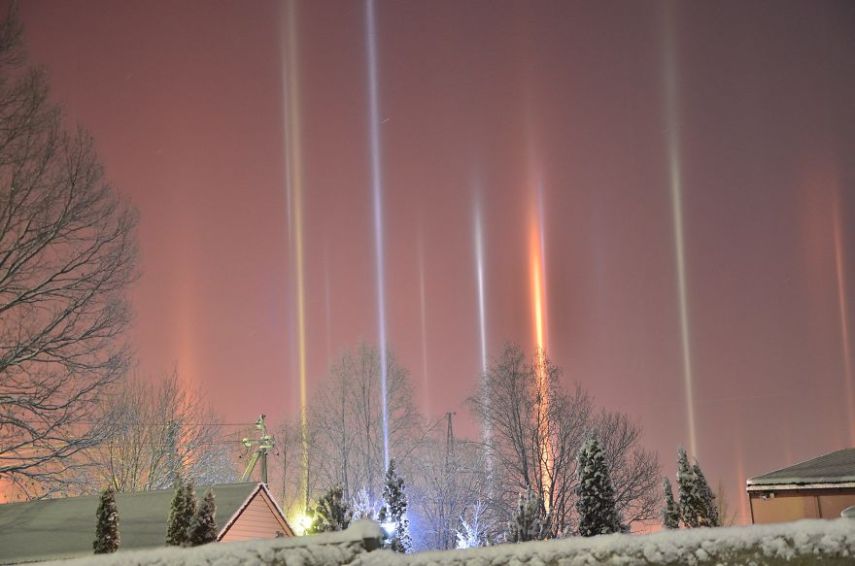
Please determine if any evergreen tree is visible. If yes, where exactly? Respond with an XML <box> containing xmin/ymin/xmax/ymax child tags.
<box><xmin>575</xmin><ymin>435</ymin><xmax>622</xmax><ymax>537</ymax></box>
<box><xmin>166</xmin><ymin>476</ymin><xmax>189</xmax><ymax>546</ymax></box>
<box><xmin>677</xmin><ymin>448</ymin><xmax>719</xmax><ymax>528</ymax></box>
<box><xmin>692</xmin><ymin>463</ymin><xmax>720</xmax><ymax>527</ymax></box>
<box><xmin>507</xmin><ymin>488</ymin><xmax>549</xmax><ymax>542</ymax></box>
<box><xmin>93</xmin><ymin>486</ymin><xmax>120</xmax><ymax>554</ymax></box>
<box><xmin>662</xmin><ymin>477</ymin><xmax>680</xmax><ymax>529</ymax></box>
<box><xmin>308</xmin><ymin>485</ymin><xmax>352</xmax><ymax>534</ymax></box>
<box><xmin>379</xmin><ymin>460</ymin><xmax>412</xmax><ymax>553</ymax></box>
<box><xmin>182</xmin><ymin>481</ymin><xmax>198</xmax><ymax>545</ymax></box>
<box><xmin>676</xmin><ymin>447</ymin><xmax>699</xmax><ymax>528</ymax></box>
<box><xmin>166</xmin><ymin>477</ymin><xmax>192</xmax><ymax>546</ymax></box>
<box><xmin>188</xmin><ymin>489</ymin><xmax>218</xmax><ymax>546</ymax></box>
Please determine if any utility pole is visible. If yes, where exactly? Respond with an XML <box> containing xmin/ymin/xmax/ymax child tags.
<box><xmin>445</xmin><ymin>412</ymin><xmax>455</xmax><ymax>472</ymax></box>
<box><xmin>240</xmin><ymin>414</ymin><xmax>274</xmax><ymax>484</ymax></box>
<box><xmin>443</xmin><ymin>411</ymin><xmax>456</xmax><ymax>549</ymax></box>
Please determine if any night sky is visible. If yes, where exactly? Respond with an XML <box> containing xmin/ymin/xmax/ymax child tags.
<box><xmin>17</xmin><ymin>1</ymin><xmax>855</xmax><ymax>523</ymax></box>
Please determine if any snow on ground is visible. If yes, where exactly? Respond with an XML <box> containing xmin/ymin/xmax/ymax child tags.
<box><xmin>39</xmin><ymin>520</ymin><xmax>382</xmax><ymax>566</ymax></box>
<box><xmin>38</xmin><ymin>518</ymin><xmax>855</xmax><ymax>566</ymax></box>
<box><xmin>354</xmin><ymin>519</ymin><xmax>855</xmax><ymax>566</ymax></box>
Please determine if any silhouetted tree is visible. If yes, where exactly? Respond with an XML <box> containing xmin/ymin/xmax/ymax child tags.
<box><xmin>0</xmin><ymin>4</ymin><xmax>137</xmax><ymax>498</ymax></box>
<box><xmin>86</xmin><ymin>373</ymin><xmax>236</xmax><ymax>493</ymax></box>
<box><xmin>469</xmin><ymin>344</ymin><xmax>660</xmax><ymax>538</ymax></box>
<box><xmin>298</xmin><ymin>345</ymin><xmax>422</xmax><ymax>506</ymax></box>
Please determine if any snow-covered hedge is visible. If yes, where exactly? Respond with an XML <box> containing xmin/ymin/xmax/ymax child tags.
<box><xmin>354</xmin><ymin>519</ymin><xmax>855</xmax><ymax>566</ymax></box>
<box><xmin>38</xmin><ymin>519</ymin><xmax>855</xmax><ymax>565</ymax></box>
<box><xmin>39</xmin><ymin>520</ymin><xmax>382</xmax><ymax>566</ymax></box>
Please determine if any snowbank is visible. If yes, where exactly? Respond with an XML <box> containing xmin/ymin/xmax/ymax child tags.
<box><xmin>38</xmin><ymin>520</ymin><xmax>382</xmax><ymax>566</ymax></box>
<box><xmin>353</xmin><ymin>519</ymin><xmax>855</xmax><ymax>566</ymax></box>
<box><xmin>37</xmin><ymin>519</ymin><xmax>855</xmax><ymax>565</ymax></box>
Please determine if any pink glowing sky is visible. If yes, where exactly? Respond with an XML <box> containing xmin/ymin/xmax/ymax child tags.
<box><xmin>16</xmin><ymin>1</ymin><xmax>855</xmax><ymax>523</ymax></box>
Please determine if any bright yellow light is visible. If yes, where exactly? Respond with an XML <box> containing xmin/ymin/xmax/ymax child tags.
<box><xmin>529</xmin><ymin>193</ymin><xmax>552</xmax><ymax>510</ymax></box>
<box><xmin>282</xmin><ymin>0</ymin><xmax>309</xmax><ymax>509</ymax></box>
<box><xmin>529</xmin><ymin>207</ymin><xmax>547</xmax><ymax>364</ymax></box>
<box><xmin>291</xmin><ymin>512</ymin><xmax>313</xmax><ymax>536</ymax></box>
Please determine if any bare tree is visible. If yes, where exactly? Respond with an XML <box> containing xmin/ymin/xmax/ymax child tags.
<box><xmin>470</xmin><ymin>345</ymin><xmax>586</xmax><ymax>537</ymax></box>
<box><xmin>714</xmin><ymin>480</ymin><xmax>738</xmax><ymax>527</ymax></box>
<box><xmin>0</xmin><ymin>7</ymin><xmax>137</xmax><ymax>497</ymax></box>
<box><xmin>411</xmin><ymin>430</ymin><xmax>489</xmax><ymax>550</ymax></box>
<box><xmin>593</xmin><ymin>410</ymin><xmax>660</xmax><ymax>527</ymax></box>
<box><xmin>469</xmin><ymin>344</ymin><xmax>660</xmax><ymax>537</ymax></box>
<box><xmin>297</xmin><ymin>344</ymin><xmax>423</xmax><ymax>510</ymax></box>
<box><xmin>271</xmin><ymin>416</ymin><xmax>320</xmax><ymax>520</ymax></box>
<box><xmin>81</xmin><ymin>373</ymin><xmax>236</xmax><ymax>493</ymax></box>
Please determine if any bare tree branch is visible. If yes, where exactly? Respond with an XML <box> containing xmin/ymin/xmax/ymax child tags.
<box><xmin>0</xmin><ymin>6</ymin><xmax>138</xmax><ymax>496</ymax></box>
<box><xmin>469</xmin><ymin>344</ymin><xmax>660</xmax><ymax>537</ymax></box>
<box><xmin>76</xmin><ymin>372</ymin><xmax>237</xmax><ymax>493</ymax></box>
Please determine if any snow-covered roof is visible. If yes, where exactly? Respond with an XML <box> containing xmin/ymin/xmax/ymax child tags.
<box><xmin>0</xmin><ymin>482</ymin><xmax>276</xmax><ymax>564</ymax></box>
<box><xmin>747</xmin><ymin>448</ymin><xmax>855</xmax><ymax>490</ymax></box>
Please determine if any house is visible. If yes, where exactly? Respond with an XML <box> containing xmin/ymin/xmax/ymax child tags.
<box><xmin>0</xmin><ymin>482</ymin><xmax>293</xmax><ymax>564</ymax></box>
<box><xmin>746</xmin><ymin>448</ymin><xmax>855</xmax><ymax>524</ymax></box>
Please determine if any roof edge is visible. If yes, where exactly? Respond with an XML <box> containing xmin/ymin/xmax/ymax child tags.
<box><xmin>217</xmin><ymin>482</ymin><xmax>264</xmax><ymax>540</ymax></box>
<box><xmin>258</xmin><ymin>483</ymin><xmax>294</xmax><ymax>536</ymax></box>
<box><xmin>747</xmin><ymin>481</ymin><xmax>855</xmax><ymax>492</ymax></box>
<box><xmin>746</xmin><ymin>448</ymin><xmax>855</xmax><ymax>484</ymax></box>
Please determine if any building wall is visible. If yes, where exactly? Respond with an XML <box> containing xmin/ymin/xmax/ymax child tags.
<box><xmin>818</xmin><ymin>493</ymin><xmax>855</xmax><ymax>519</ymax></box>
<box><xmin>749</xmin><ymin>488</ymin><xmax>855</xmax><ymax>523</ymax></box>
<box><xmin>219</xmin><ymin>490</ymin><xmax>292</xmax><ymax>541</ymax></box>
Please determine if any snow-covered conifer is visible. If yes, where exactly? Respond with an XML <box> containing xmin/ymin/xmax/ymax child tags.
<box><xmin>166</xmin><ymin>477</ymin><xmax>188</xmax><ymax>546</ymax></box>
<box><xmin>188</xmin><ymin>488</ymin><xmax>217</xmax><ymax>546</ymax></box>
<box><xmin>379</xmin><ymin>460</ymin><xmax>412</xmax><ymax>553</ymax></box>
<box><xmin>678</xmin><ymin>447</ymin><xmax>721</xmax><ymax>528</ymax></box>
<box><xmin>93</xmin><ymin>486</ymin><xmax>119</xmax><ymax>554</ymax></box>
<box><xmin>693</xmin><ymin>462</ymin><xmax>720</xmax><ymax>527</ymax></box>
<box><xmin>676</xmin><ymin>447</ymin><xmax>700</xmax><ymax>527</ymax></box>
<box><xmin>507</xmin><ymin>488</ymin><xmax>549</xmax><ymax>542</ymax></box>
<box><xmin>166</xmin><ymin>477</ymin><xmax>196</xmax><ymax>545</ymax></box>
<box><xmin>575</xmin><ymin>435</ymin><xmax>622</xmax><ymax>536</ymax></box>
<box><xmin>308</xmin><ymin>485</ymin><xmax>352</xmax><ymax>533</ymax></box>
<box><xmin>662</xmin><ymin>477</ymin><xmax>680</xmax><ymax>529</ymax></box>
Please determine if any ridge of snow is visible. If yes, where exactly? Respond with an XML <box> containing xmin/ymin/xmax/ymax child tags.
<box><xmin>353</xmin><ymin>519</ymin><xmax>855</xmax><ymax>566</ymax></box>
<box><xmin>36</xmin><ymin>518</ymin><xmax>855</xmax><ymax>565</ymax></box>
